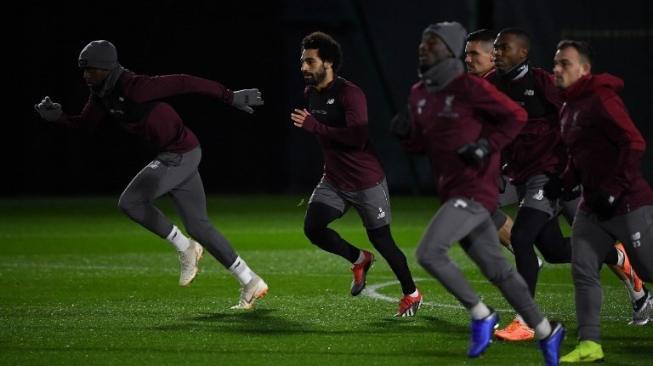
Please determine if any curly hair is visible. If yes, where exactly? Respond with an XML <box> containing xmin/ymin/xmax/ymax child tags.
<box><xmin>302</xmin><ymin>32</ymin><xmax>343</xmax><ymax>73</ymax></box>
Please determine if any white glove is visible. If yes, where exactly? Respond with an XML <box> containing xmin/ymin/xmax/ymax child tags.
<box><xmin>34</xmin><ymin>96</ymin><xmax>63</xmax><ymax>122</ymax></box>
<box><xmin>232</xmin><ymin>88</ymin><xmax>264</xmax><ymax>114</ymax></box>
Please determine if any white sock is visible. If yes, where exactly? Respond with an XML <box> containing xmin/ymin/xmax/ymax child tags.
<box><xmin>229</xmin><ymin>256</ymin><xmax>254</xmax><ymax>285</ymax></box>
<box><xmin>166</xmin><ymin>225</ymin><xmax>190</xmax><ymax>252</ymax></box>
<box><xmin>515</xmin><ymin>313</ymin><xmax>526</xmax><ymax>324</ymax></box>
<box><xmin>408</xmin><ymin>289</ymin><xmax>420</xmax><ymax>297</ymax></box>
<box><xmin>534</xmin><ymin>318</ymin><xmax>552</xmax><ymax>340</ymax></box>
<box><xmin>354</xmin><ymin>251</ymin><xmax>366</xmax><ymax>264</ymax></box>
<box><xmin>616</xmin><ymin>249</ymin><xmax>625</xmax><ymax>267</ymax></box>
<box><xmin>470</xmin><ymin>301</ymin><xmax>491</xmax><ymax>320</ymax></box>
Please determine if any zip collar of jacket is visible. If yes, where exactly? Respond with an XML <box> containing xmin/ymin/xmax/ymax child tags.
<box><xmin>560</xmin><ymin>73</ymin><xmax>624</xmax><ymax>101</ymax></box>
<box><xmin>560</xmin><ymin>74</ymin><xmax>592</xmax><ymax>101</ymax></box>
<box><xmin>418</xmin><ymin>58</ymin><xmax>464</xmax><ymax>93</ymax></box>
<box><xmin>498</xmin><ymin>60</ymin><xmax>529</xmax><ymax>81</ymax></box>
<box><xmin>310</xmin><ymin>76</ymin><xmax>343</xmax><ymax>94</ymax></box>
<box><xmin>91</xmin><ymin>65</ymin><xmax>126</xmax><ymax>98</ymax></box>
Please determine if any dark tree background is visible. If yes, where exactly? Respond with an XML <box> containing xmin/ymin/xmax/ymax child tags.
<box><xmin>15</xmin><ymin>0</ymin><xmax>652</xmax><ymax>196</ymax></box>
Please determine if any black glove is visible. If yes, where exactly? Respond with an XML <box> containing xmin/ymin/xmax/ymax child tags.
<box><xmin>544</xmin><ymin>174</ymin><xmax>581</xmax><ymax>201</ymax></box>
<box><xmin>561</xmin><ymin>185</ymin><xmax>581</xmax><ymax>201</ymax></box>
<box><xmin>543</xmin><ymin>175</ymin><xmax>562</xmax><ymax>200</ymax></box>
<box><xmin>232</xmin><ymin>88</ymin><xmax>264</xmax><ymax>114</ymax></box>
<box><xmin>457</xmin><ymin>138</ymin><xmax>490</xmax><ymax>166</ymax></box>
<box><xmin>390</xmin><ymin>105</ymin><xmax>412</xmax><ymax>139</ymax></box>
<box><xmin>586</xmin><ymin>190</ymin><xmax>617</xmax><ymax>220</ymax></box>
<box><xmin>497</xmin><ymin>174</ymin><xmax>508</xmax><ymax>193</ymax></box>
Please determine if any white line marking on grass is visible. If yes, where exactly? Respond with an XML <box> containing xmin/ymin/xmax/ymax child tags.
<box><xmin>364</xmin><ymin>278</ymin><xmax>549</xmax><ymax>313</ymax></box>
<box><xmin>363</xmin><ymin>279</ymin><xmax>637</xmax><ymax>321</ymax></box>
<box><xmin>362</xmin><ymin>278</ymin><xmax>512</xmax><ymax>311</ymax></box>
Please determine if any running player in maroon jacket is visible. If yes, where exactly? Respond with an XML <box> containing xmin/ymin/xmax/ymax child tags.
<box><xmin>399</xmin><ymin>21</ymin><xmax>564</xmax><ymax>364</ymax></box>
<box><xmin>290</xmin><ymin>32</ymin><xmax>422</xmax><ymax>317</ymax></box>
<box><xmin>489</xmin><ymin>29</ymin><xmax>643</xmax><ymax>340</ymax></box>
<box><xmin>34</xmin><ymin>40</ymin><xmax>268</xmax><ymax>310</ymax></box>
<box><xmin>399</xmin><ymin>28</ymin><xmax>520</xmax><ymax>256</ymax></box>
<box><xmin>552</xmin><ymin>40</ymin><xmax>653</xmax><ymax>362</ymax></box>
<box><xmin>464</xmin><ymin>28</ymin><xmax>535</xmax><ymax>263</ymax></box>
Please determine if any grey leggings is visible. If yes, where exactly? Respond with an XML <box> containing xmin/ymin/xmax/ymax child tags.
<box><xmin>118</xmin><ymin>147</ymin><xmax>237</xmax><ymax>268</ymax></box>
<box><xmin>416</xmin><ymin>198</ymin><xmax>545</xmax><ymax>328</ymax></box>
<box><xmin>571</xmin><ymin>206</ymin><xmax>653</xmax><ymax>341</ymax></box>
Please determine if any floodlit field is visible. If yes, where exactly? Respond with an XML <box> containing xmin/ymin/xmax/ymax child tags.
<box><xmin>1</xmin><ymin>196</ymin><xmax>650</xmax><ymax>365</ymax></box>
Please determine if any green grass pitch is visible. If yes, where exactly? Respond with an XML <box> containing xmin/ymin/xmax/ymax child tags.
<box><xmin>1</xmin><ymin>196</ymin><xmax>651</xmax><ymax>365</ymax></box>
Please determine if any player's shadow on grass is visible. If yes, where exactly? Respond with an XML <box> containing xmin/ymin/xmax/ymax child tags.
<box><xmin>153</xmin><ymin>309</ymin><xmax>325</xmax><ymax>335</ymax></box>
<box><xmin>364</xmin><ymin>314</ymin><xmax>467</xmax><ymax>336</ymax></box>
<box><xmin>420</xmin><ymin>315</ymin><xmax>468</xmax><ymax>335</ymax></box>
<box><xmin>153</xmin><ymin>309</ymin><xmax>469</xmax><ymax>338</ymax></box>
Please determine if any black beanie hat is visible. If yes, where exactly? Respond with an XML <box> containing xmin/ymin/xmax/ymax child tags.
<box><xmin>78</xmin><ymin>40</ymin><xmax>118</xmax><ymax>69</ymax></box>
<box><xmin>423</xmin><ymin>21</ymin><xmax>467</xmax><ymax>59</ymax></box>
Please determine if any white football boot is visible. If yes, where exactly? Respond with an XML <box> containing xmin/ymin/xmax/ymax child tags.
<box><xmin>178</xmin><ymin>240</ymin><xmax>203</xmax><ymax>287</ymax></box>
<box><xmin>230</xmin><ymin>275</ymin><xmax>269</xmax><ymax>309</ymax></box>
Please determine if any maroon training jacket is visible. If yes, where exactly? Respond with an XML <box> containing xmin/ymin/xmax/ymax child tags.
<box><xmin>404</xmin><ymin>74</ymin><xmax>527</xmax><ymax>212</ymax></box>
<box><xmin>302</xmin><ymin>77</ymin><xmax>385</xmax><ymax>191</ymax></box>
<box><xmin>489</xmin><ymin>68</ymin><xmax>567</xmax><ymax>184</ymax></box>
<box><xmin>59</xmin><ymin>71</ymin><xmax>234</xmax><ymax>153</ymax></box>
<box><xmin>560</xmin><ymin>73</ymin><xmax>653</xmax><ymax>215</ymax></box>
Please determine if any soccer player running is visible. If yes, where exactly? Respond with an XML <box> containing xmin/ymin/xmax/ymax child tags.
<box><xmin>34</xmin><ymin>40</ymin><xmax>268</xmax><ymax>310</ymax></box>
<box><xmin>464</xmin><ymin>28</ymin><xmax>542</xmax><ymax>266</ymax></box>
<box><xmin>398</xmin><ymin>21</ymin><xmax>563</xmax><ymax>364</ymax></box>
<box><xmin>552</xmin><ymin>40</ymin><xmax>653</xmax><ymax>362</ymax></box>
<box><xmin>290</xmin><ymin>32</ymin><xmax>422</xmax><ymax>317</ymax></box>
<box><xmin>489</xmin><ymin>29</ymin><xmax>644</xmax><ymax>340</ymax></box>
<box><xmin>396</xmin><ymin>28</ymin><xmax>523</xmax><ymax>253</ymax></box>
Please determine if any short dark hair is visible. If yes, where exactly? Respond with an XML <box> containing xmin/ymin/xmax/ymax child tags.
<box><xmin>497</xmin><ymin>27</ymin><xmax>531</xmax><ymax>50</ymax></box>
<box><xmin>556</xmin><ymin>40</ymin><xmax>593</xmax><ymax>65</ymax></box>
<box><xmin>466</xmin><ymin>29</ymin><xmax>497</xmax><ymax>43</ymax></box>
<box><xmin>302</xmin><ymin>32</ymin><xmax>343</xmax><ymax>73</ymax></box>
